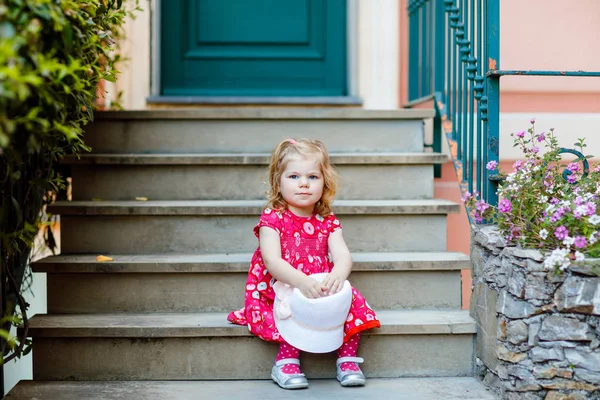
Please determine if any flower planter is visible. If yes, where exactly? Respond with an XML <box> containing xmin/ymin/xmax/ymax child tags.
<box><xmin>471</xmin><ymin>225</ymin><xmax>600</xmax><ymax>400</ymax></box>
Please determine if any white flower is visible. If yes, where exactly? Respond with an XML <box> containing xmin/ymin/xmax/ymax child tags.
<box><xmin>539</xmin><ymin>195</ymin><xmax>548</xmax><ymax>204</ymax></box>
<box><xmin>589</xmin><ymin>215</ymin><xmax>600</xmax><ymax>225</ymax></box>
<box><xmin>590</xmin><ymin>232</ymin><xmax>598</xmax><ymax>245</ymax></box>
<box><xmin>574</xmin><ymin>251</ymin><xmax>585</xmax><ymax>262</ymax></box>
<box><xmin>562</xmin><ymin>236</ymin><xmax>574</xmax><ymax>248</ymax></box>
<box><xmin>539</xmin><ymin>229</ymin><xmax>548</xmax><ymax>240</ymax></box>
<box><xmin>544</xmin><ymin>248</ymin><xmax>570</xmax><ymax>270</ymax></box>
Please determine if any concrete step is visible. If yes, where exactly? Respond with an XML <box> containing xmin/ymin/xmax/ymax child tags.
<box><xmin>49</xmin><ymin>200</ymin><xmax>459</xmax><ymax>254</ymax></box>
<box><xmin>82</xmin><ymin>108</ymin><xmax>434</xmax><ymax>153</ymax></box>
<box><xmin>65</xmin><ymin>153</ymin><xmax>446</xmax><ymax>201</ymax></box>
<box><xmin>25</xmin><ymin>309</ymin><xmax>476</xmax><ymax>380</ymax></box>
<box><xmin>5</xmin><ymin>378</ymin><xmax>497</xmax><ymax>399</ymax></box>
<box><xmin>34</xmin><ymin>252</ymin><xmax>469</xmax><ymax>313</ymax></box>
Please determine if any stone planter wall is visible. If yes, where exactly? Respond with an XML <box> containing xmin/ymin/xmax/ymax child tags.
<box><xmin>470</xmin><ymin>225</ymin><xmax>600</xmax><ymax>400</ymax></box>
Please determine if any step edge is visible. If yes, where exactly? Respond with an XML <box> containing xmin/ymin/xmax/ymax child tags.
<box><xmin>32</xmin><ymin>252</ymin><xmax>470</xmax><ymax>273</ymax></box>
<box><xmin>62</xmin><ymin>153</ymin><xmax>448</xmax><ymax>165</ymax></box>
<box><xmin>92</xmin><ymin>108</ymin><xmax>436</xmax><ymax>121</ymax></box>
<box><xmin>24</xmin><ymin>310</ymin><xmax>476</xmax><ymax>338</ymax></box>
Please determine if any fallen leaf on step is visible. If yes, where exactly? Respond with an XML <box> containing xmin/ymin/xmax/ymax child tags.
<box><xmin>91</xmin><ymin>197</ymin><xmax>103</xmax><ymax>201</ymax></box>
<box><xmin>96</xmin><ymin>255</ymin><xmax>113</xmax><ymax>262</ymax></box>
<box><xmin>135</xmin><ymin>197</ymin><xmax>149</xmax><ymax>201</ymax></box>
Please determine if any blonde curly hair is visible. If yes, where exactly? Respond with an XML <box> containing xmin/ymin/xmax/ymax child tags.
<box><xmin>265</xmin><ymin>138</ymin><xmax>339</xmax><ymax>217</ymax></box>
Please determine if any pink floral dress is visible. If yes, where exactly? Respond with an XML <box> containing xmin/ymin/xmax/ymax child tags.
<box><xmin>227</xmin><ymin>208</ymin><xmax>380</xmax><ymax>344</ymax></box>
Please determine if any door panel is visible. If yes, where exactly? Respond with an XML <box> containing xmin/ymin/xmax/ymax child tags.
<box><xmin>161</xmin><ymin>0</ymin><xmax>347</xmax><ymax>96</ymax></box>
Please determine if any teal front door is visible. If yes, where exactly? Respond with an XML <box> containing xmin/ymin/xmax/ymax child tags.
<box><xmin>160</xmin><ymin>0</ymin><xmax>347</xmax><ymax>97</ymax></box>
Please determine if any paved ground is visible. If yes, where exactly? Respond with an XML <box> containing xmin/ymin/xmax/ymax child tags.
<box><xmin>6</xmin><ymin>378</ymin><xmax>498</xmax><ymax>399</ymax></box>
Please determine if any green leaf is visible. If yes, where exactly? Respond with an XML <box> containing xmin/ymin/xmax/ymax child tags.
<box><xmin>62</xmin><ymin>24</ymin><xmax>73</xmax><ymax>53</ymax></box>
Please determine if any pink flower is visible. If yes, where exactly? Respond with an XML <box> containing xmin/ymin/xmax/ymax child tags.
<box><xmin>475</xmin><ymin>200</ymin><xmax>490</xmax><ymax>213</ymax></box>
<box><xmin>515</xmin><ymin>130</ymin><xmax>526</xmax><ymax>138</ymax></box>
<box><xmin>513</xmin><ymin>160</ymin><xmax>523</xmax><ymax>171</ymax></box>
<box><xmin>555</xmin><ymin>226</ymin><xmax>569</xmax><ymax>240</ymax></box>
<box><xmin>498</xmin><ymin>199</ymin><xmax>512</xmax><ymax>213</ymax></box>
<box><xmin>574</xmin><ymin>236</ymin><xmax>587</xmax><ymax>248</ymax></box>
<box><xmin>567</xmin><ymin>162</ymin><xmax>580</xmax><ymax>173</ymax></box>
<box><xmin>537</xmin><ymin>132</ymin><xmax>545</xmax><ymax>142</ymax></box>
<box><xmin>530</xmin><ymin>118</ymin><xmax>536</xmax><ymax>124</ymax></box>
<box><xmin>486</xmin><ymin>161</ymin><xmax>498</xmax><ymax>171</ymax></box>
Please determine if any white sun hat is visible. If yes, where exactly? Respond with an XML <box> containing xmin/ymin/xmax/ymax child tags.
<box><xmin>273</xmin><ymin>273</ymin><xmax>352</xmax><ymax>354</ymax></box>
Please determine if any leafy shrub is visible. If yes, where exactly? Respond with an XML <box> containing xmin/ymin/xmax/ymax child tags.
<box><xmin>462</xmin><ymin>121</ymin><xmax>600</xmax><ymax>273</ymax></box>
<box><xmin>0</xmin><ymin>0</ymin><xmax>138</xmax><ymax>363</ymax></box>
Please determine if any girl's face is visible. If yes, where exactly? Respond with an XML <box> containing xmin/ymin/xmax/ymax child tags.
<box><xmin>279</xmin><ymin>156</ymin><xmax>324</xmax><ymax>216</ymax></box>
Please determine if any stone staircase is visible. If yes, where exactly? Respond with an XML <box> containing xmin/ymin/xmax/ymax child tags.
<box><xmin>7</xmin><ymin>108</ymin><xmax>495</xmax><ymax>398</ymax></box>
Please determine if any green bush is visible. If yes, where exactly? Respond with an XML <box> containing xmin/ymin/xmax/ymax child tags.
<box><xmin>0</xmin><ymin>0</ymin><xmax>138</xmax><ymax>363</ymax></box>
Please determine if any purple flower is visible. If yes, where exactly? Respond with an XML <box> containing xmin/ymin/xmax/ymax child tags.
<box><xmin>486</xmin><ymin>161</ymin><xmax>498</xmax><ymax>171</ymax></box>
<box><xmin>515</xmin><ymin>130</ymin><xmax>526</xmax><ymax>138</ymax></box>
<box><xmin>475</xmin><ymin>200</ymin><xmax>490</xmax><ymax>213</ymax></box>
<box><xmin>498</xmin><ymin>199</ymin><xmax>512</xmax><ymax>213</ymax></box>
<box><xmin>460</xmin><ymin>191</ymin><xmax>472</xmax><ymax>204</ymax></box>
<box><xmin>537</xmin><ymin>132</ymin><xmax>545</xmax><ymax>142</ymax></box>
<box><xmin>513</xmin><ymin>160</ymin><xmax>523</xmax><ymax>171</ymax></box>
<box><xmin>531</xmin><ymin>146</ymin><xmax>539</xmax><ymax>154</ymax></box>
<box><xmin>550</xmin><ymin>197</ymin><xmax>560</xmax><ymax>205</ymax></box>
<box><xmin>550</xmin><ymin>212</ymin><xmax>563</xmax><ymax>223</ymax></box>
<box><xmin>567</xmin><ymin>174</ymin><xmax>577</xmax><ymax>184</ymax></box>
<box><xmin>567</xmin><ymin>162</ymin><xmax>580</xmax><ymax>173</ymax></box>
<box><xmin>554</xmin><ymin>226</ymin><xmax>569</xmax><ymax>240</ymax></box>
<box><xmin>530</xmin><ymin>118</ymin><xmax>536</xmax><ymax>124</ymax></box>
<box><xmin>585</xmin><ymin>202</ymin><xmax>597</xmax><ymax>216</ymax></box>
<box><xmin>574</xmin><ymin>236</ymin><xmax>587</xmax><ymax>248</ymax></box>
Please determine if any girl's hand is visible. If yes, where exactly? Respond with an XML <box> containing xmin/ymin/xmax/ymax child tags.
<box><xmin>298</xmin><ymin>277</ymin><xmax>328</xmax><ymax>299</ymax></box>
<box><xmin>322</xmin><ymin>272</ymin><xmax>346</xmax><ymax>295</ymax></box>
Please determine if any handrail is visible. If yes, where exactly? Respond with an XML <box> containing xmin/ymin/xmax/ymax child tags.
<box><xmin>406</xmin><ymin>0</ymin><xmax>599</xmax><ymax>210</ymax></box>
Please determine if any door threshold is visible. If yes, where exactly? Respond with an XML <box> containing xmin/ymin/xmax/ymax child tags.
<box><xmin>146</xmin><ymin>96</ymin><xmax>363</xmax><ymax>106</ymax></box>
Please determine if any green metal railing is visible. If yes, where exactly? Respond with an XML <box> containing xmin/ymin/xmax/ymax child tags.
<box><xmin>407</xmin><ymin>0</ymin><xmax>600</xmax><ymax>208</ymax></box>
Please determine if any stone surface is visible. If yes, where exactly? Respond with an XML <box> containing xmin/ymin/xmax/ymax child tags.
<box><xmin>544</xmin><ymin>392</ymin><xmax>588</xmax><ymax>400</ymax></box>
<box><xmin>470</xmin><ymin>284</ymin><xmax>499</xmax><ymax>371</ymax></box>
<box><xmin>533</xmin><ymin>366</ymin><xmax>573</xmax><ymax>380</ymax></box>
<box><xmin>555</xmin><ymin>276</ymin><xmax>600</xmax><ymax>315</ymax></box>
<box><xmin>471</xmin><ymin>224</ymin><xmax>600</xmax><ymax>398</ymax></box>
<box><xmin>530</xmin><ymin>347</ymin><xmax>565</xmax><ymax>363</ymax></box>
<box><xmin>507</xmin><ymin>320</ymin><xmax>528</xmax><ymax>344</ymax></box>
<box><xmin>565</xmin><ymin>349</ymin><xmax>600</xmax><ymax>372</ymax></box>
<box><xmin>574</xmin><ymin>367</ymin><xmax>600</xmax><ymax>384</ymax></box>
<box><xmin>497</xmin><ymin>290</ymin><xmax>540</xmax><ymax>319</ymax></box>
<box><xmin>540</xmin><ymin>380</ymin><xmax>597</xmax><ymax>391</ymax></box>
<box><xmin>496</xmin><ymin>345</ymin><xmax>528</xmax><ymax>363</ymax></box>
<box><xmin>5</xmin><ymin>378</ymin><xmax>497</xmax><ymax>400</ymax></box>
<box><xmin>539</xmin><ymin>316</ymin><xmax>593</xmax><ymax>341</ymax></box>
<box><xmin>508</xmin><ymin>270</ymin><xmax>527</xmax><ymax>298</ymax></box>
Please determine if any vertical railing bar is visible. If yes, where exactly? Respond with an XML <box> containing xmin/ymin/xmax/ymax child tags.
<box><xmin>445</xmin><ymin>2</ymin><xmax>452</xmax><ymax>116</ymax></box>
<box><xmin>476</xmin><ymin>0</ymin><xmax>482</xmax><ymax>194</ymax></box>
<box><xmin>429</xmin><ymin>0</ymin><xmax>435</xmax><ymax>94</ymax></box>
<box><xmin>485</xmin><ymin>0</ymin><xmax>500</xmax><ymax>207</ymax></box>
<box><xmin>422</xmin><ymin>4</ymin><xmax>426</xmax><ymax>97</ymax></box>
<box><xmin>458</xmin><ymin>0</ymin><xmax>466</xmax><ymax>181</ymax></box>
<box><xmin>482</xmin><ymin>0</ymin><xmax>489</xmax><ymax>202</ymax></box>
<box><xmin>408</xmin><ymin>1</ymin><xmax>419</xmax><ymax>101</ymax></box>
<box><xmin>468</xmin><ymin>0</ymin><xmax>475</xmax><ymax>194</ymax></box>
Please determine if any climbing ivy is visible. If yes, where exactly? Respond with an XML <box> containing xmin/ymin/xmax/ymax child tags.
<box><xmin>0</xmin><ymin>0</ymin><xmax>138</xmax><ymax>363</ymax></box>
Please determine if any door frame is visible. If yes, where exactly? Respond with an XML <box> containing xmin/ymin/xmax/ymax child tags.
<box><xmin>150</xmin><ymin>0</ymin><xmax>359</xmax><ymax>102</ymax></box>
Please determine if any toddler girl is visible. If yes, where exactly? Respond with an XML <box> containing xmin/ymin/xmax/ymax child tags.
<box><xmin>227</xmin><ymin>138</ymin><xmax>380</xmax><ymax>389</ymax></box>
